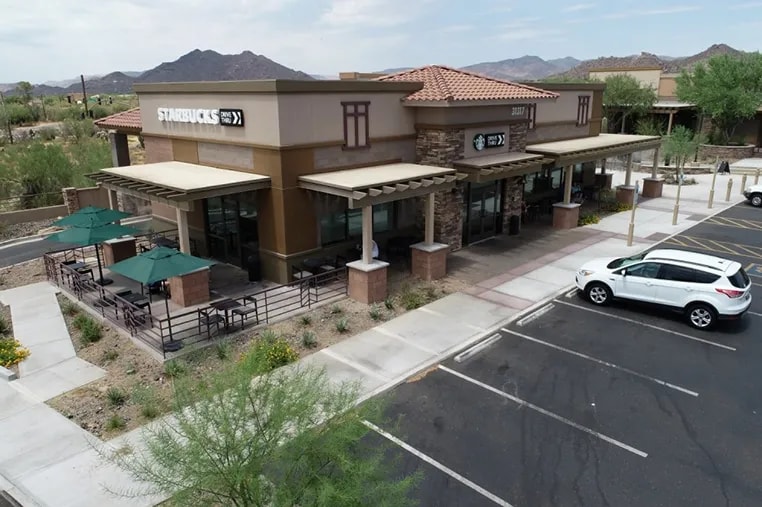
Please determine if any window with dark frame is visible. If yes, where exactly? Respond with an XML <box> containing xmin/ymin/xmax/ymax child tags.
<box><xmin>342</xmin><ymin>101</ymin><xmax>370</xmax><ymax>149</ymax></box>
<box><xmin>320</xmin><ymin>201</ymin><xmax>413</xmax><ymax>246</ymax></box>
<box><xmin>576</xmin><ymin>95</ymin><xmax>590</xmax><ymax>126</ymax></box>
<box><xmin>527</xmin><ymin>103</ymin><xmax>537</xmax><ymax>131</ymax></box>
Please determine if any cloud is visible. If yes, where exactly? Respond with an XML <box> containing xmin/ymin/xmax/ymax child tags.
<box><xmin>441</xmin><ymin>25</ymin><xmax>473</xmax><ymax>33</ymax></box>
<box><xmin>602</xmin><ymin>5</ymin><xmax>702</xmax><ymax>19</ymax></box>
<box><xmin>563</xmin><ymin>3</ymin><xmax>595</xmax><ymax>12</ymax></box>
<box><xmin>495</xmin><ymin>27</ymin><xmax>564</xmax><ymax>42</ymax></box>
<box><xmin>320</xmin><ymin>0</ymin><xmax>434</xmax><ymax>27</ymax></box>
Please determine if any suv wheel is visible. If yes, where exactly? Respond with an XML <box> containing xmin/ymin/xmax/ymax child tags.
<box><xmin>751</xmin><ymin>194</ymin><xmax>762</xmax><ymax>207</ymax></box>
<box><xmin>686</xmin><ymin>303</ymin><xmax>716</xmax><ymax>330</ymax></box>
<box><xmin>586</xmin><ymin>282</ymin><xmax>612</xmax><ymax>306</ymax></box>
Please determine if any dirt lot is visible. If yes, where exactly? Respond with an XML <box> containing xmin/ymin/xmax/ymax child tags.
<box><xmin>0</xmin><ymin>258</ymin><xmax>47</xmax><ymax>289</ymax></box>
<box><xmin>46</xmin><ymin>272</ymin><xmax>469</xmax><ymax>439</ymax></box>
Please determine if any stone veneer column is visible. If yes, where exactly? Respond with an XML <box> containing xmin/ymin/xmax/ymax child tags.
<box><xmin>170</xmin><ymin>268</ymin><xmax>211</xmax><ymax>307</ymax></box>
<box><xmin>501</xmin><ymin>176</ymin><xmax>524</xmax><ymax>234</ymax></box>
<box><xmin>62</xmin><ymin>187</ymin><xmax>80</xmax><ymax>214</ymax></box>
<box><xmin>347</xmin><ymin>261</ymin><xmax>389</xmax><ymax>304</ymax></box>
<box><xmin>415</xmin><ymin>128</ymin><xmax>465</xmax><ymax>250</ymax></box>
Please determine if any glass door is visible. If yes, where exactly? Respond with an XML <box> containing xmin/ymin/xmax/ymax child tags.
<box><xmin>204</xmin><ymin>193</ymin><xmax>259</xmax><ymax>267</ymax></box>
<box><xmin>467</xmin><ymin>181</ymin><xmax>502</xmax><ymax>244</ymax></box>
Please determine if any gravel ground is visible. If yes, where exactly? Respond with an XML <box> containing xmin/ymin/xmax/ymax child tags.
<box><xmin>47</xmin><ymin>273</ymin><xmax>469</xmax><ymax>439</ymax></box>
<box><xmin>0</xmin><ymin>219</ymin><xmax>57</xmax><ymax>242</ymax></box>
<box><xmin>0</xmin><ymin>258</ymin><xmax>47</xmax><ymax>290</ymax></box>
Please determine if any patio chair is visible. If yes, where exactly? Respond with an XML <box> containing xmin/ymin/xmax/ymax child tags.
<box><xmin>198</xmin><ymin>308</ymin><xmax>224</xmax><ymax>339</ymax></box>
<box><xmin>291</xmin><ymin>263</ymin><xmax>313</xmax><ymax>282</ymax></box>
<box><xmin>231</xmin><ymin>295</ymin><xmax>259</xmax><ymax>329</ymax></box>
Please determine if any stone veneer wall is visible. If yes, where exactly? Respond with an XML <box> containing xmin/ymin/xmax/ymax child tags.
<box><xmin>415</xmin><ymin>128</ymin><xmax>466</xmax><ymax>250</ymax></box>
<box><xmin>501</xmin><ymin>176</ymin><xmax>524</xmax><ymax>231</ymax></box>
<box><xmin>697</xmin><ymin>144</ymin><xmax>755</xmax><ymax>163</ymax></box>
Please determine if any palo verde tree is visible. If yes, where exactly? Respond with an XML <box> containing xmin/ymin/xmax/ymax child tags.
<box><xmin>15</xmin><ymin>81</ymin><xmax>33</xmax><ymax>104</ymax></box>
<box><xmin>603</xmin><ymin>74</ymin><xmax>658</xmax><ymax>133</ymax></box>
<box><xmin>662</xmin><ymin>125</ymin><xmax>704</xmax><ymax>177</ymax></box>
<box><xmin>109</xmin><ymin>343</ymin><xmax>420</xmax><ymax>507</ymax></box>
<box><xmin>676</xmin><ymin>53</ymin><xmax>762</xmax><ymax>145</ymax></box>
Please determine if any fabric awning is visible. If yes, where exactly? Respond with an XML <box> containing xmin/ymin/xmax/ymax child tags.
<box><xmin>88</xmin><ymin>162</ymin><xmax>271</xmax><ymax>209</ymax></box>
<box><xmin>454</xmin><ymin>152</ymin><xmax>553</xmax><ymax>182</ymax></box>
<box><xmin>299</xmin><ymin>163</ymin><xmax>468</xmax><ymax>208</ymax></box>
<box><xmin>526</xmin><ymin>134</ymin><xmax>662</xmax><ymax>167</ymax></box>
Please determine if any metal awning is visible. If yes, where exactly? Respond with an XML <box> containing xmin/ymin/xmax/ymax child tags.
<box><xmin>298</xmin><ymin>163</ymin><xmax>468</xmax><ymax>208</ymax></box>
<box><xmin>88</xmin><ymin>161</ymin><xmax>271</xmax><ymax>210</ymax></box>
<box><xmin>526</xmin><ymin>134</ymin><xmax>662</xmax><ymax>167</ymax></box>
<box><xmin>652</xmin><ymin>101</ymin><xmax>696</xmax><ymax>113</ymax></box>
<box><xmin>453</xmin><ymin>152</ymin><xmax>553</xmax><ymax>182</ymax></box>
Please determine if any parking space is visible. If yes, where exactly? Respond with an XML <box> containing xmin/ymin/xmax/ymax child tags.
<box><xmin>369</xmin><ymin>201</ymin><xmax>762</xmax><ymax>506</ymax></box>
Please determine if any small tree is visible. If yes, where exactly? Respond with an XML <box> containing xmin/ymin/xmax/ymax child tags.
<box><xmin>662</xmin><ymin>125</ymin><xmax>704</xmax><ymax>176</ymax></box>
<box><xmin>603</xmin><ymin>74</ymin><xmax>658</xmax><ymax>133</ymax></box>
<box><xmin>676</xmin><ymin>53</ymin><xmax>762</xmax><ymax>145</ymax></box>
<box><xmin>109</xmin><ymin>346</ymin><xmax>419</xmax><ymax>506</ymax></box>
<box><xmin>15</xmin><ymin>81</ymin><xmax>33</xmax><ymax>104</ymax></box>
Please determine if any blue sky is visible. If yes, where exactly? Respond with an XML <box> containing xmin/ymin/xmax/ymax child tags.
<box><xmin>2</xmin><ymin>0</ymin><xmax>761</xmax><ymax>83</ymax></box>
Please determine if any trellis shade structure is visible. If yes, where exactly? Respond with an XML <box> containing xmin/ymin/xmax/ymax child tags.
<box><xmin>526</xmin><ymin>134</ymin><xmax>662</xmax><ymax>167</ymax></box>
<box><xmin>54</xmin><ymin>205</ymin><xmax>131</xmax><ymax>228</ymax></box>
<box><xmin>453</xmin><ymin>152</ymin><xmax>554</xmax><ymax>183</ymax></box>
<box><xmin>298</xmin><ymin>162</ymin><xmax>468</xmax><ymax>208</ymax></box>
<box><xmin>108</xmin><ymin>246</ymin><xmax>216</xmax><ymax>285</ymax></box>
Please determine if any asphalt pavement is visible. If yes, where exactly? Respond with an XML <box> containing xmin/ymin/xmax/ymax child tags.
<box><xmin>0</xmin><ymin>239</ymin><xmax>76</xmax><ymax>268</ymax></box>
<box><xmin>372</xmin><ymin>201</ymin><xmax>762</xmax><ymax>507</ymax></box>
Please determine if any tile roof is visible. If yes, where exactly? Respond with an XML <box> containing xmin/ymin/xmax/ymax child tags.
<box><xmin>94</xmin><ymin>107</ymin><xmax>142</xmax><ymax>131</ymax></box>
<box><xmin>377</xmin><ymin>65</ymin><xmax>559</xmax><ymax>102</ymax></box>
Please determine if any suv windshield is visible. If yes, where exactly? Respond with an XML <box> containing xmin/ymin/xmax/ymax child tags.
<box><xmin>728</xmin><ymin>267</ymin><xmax>751</xmax><ymax>288</ymax></box>
<box><xmin>607</xmin><ymin>253</ymin><xmax>647</xmax><ymax>269</ymax></box>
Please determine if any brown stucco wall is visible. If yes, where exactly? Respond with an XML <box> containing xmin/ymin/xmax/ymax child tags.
<box><xmin>313</xmin><ymin>137</ymin><xmax>416</xmax><ymax>169</ymax></box>
<box><xmin>143</xmin><ymin>136</ymin><xmax>173</xmax><ymax>163</ymax></box>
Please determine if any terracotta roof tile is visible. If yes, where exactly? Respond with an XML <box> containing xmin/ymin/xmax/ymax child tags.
<box><xmin>377</xmin><ymin>65</ymin><xmax>558</xmax><ymax>102</ymax></box>
<box><xmin>94</xmin><ymin>107</ymin><xmax>142</xmax><ymax>131</ymax></box>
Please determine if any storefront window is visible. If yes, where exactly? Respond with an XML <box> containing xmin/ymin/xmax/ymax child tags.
<box><xmin>321</xmin><ymin>202</ymin><xmax>394</xmax><ymax>245</ymax></box>
<box><xmin>550</xmin><ymin>168</ymin><xmax>563</xmax><ymax>189</ymax></box>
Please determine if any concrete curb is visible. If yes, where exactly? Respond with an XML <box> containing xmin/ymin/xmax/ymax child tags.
<box><xmin>0</xmin><ymin>215</ymin><xmax>152</xmax><ymax>250</ymax></box>
<box><xmin>0</xmin><ymin>366</ymin><xmax>17</xmax><ymax>381</ymax></box>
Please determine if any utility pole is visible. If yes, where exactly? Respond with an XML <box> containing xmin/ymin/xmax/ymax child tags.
<box><xmin>39</xmin><ymin>94</ymin><xmax>47</xmax><ymax>121</ymax></box>
<box><xmin>80</xmin><ymin>74</ymin><xmax>89</xmax><ymax>117</ymax></box>
<box><xmin>0</xmin><ymin>91</ymin><xmax>13</xmax><ymax>144</ymax></box>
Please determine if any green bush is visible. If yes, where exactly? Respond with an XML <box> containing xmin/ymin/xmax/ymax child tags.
<box><xmin>36</xmin><ymin>127</ymin><xmax>57</xmax><ymax>141</ymax></box>
<box><xmin>399</xmin><ymin>287</ymin><xmax>426</xmax><ymax>310</ymax></box>
<box><xmin>242</xmin><ymin>336</ymin><xmax>299</xmax><ymax>371</ymax></box>
<box><xmin>299</xmin><ymin>314</ymin><xmax>312</xmax><ymax>326</ymax></box>
<box><xmin>103</xmin><ymin>350</ymin><xmax>119</xmax><ymax>362</ymax></box>
<box><xmin>301</xmin><ymin>330</ymin><xmax>318</xmax><ymax>349</ymax></box>
<box><xmin>164</xmin><ymin>359</ymin><xmax>188</xmax><ymax>378</ymax></box>
<box><xmin>329</xmin><ymin>304</ymin><xmax>343</xmax><ymax>315</ymax></box>
<box><xmin>61</xmin><ymin>299</ymin><xmax>80</xmax><ymax>317</ymax></box>
<box><xmin>106</xmin><ymin>387</ymin><xmax>128</xmax><ymax>407</ymax></box>
<box><xmin>369</xmin><ymin>304</ymin><xmax>383</xmax><ymax>321</ymax></box>
<box><xmin>80</xmin><ymin>320</ymin><xmax>103</xmax><ymax>344</ymax></box>
<box><xmin>578</xmin><ymin>213</ymin><xmax>601</xmax><ymax>226</ymax></box>
<box><xmin>0</xmin><ymin>338</ymin><xmax>30</xmax><ymax>368</ymax></box>
<box><xmin>133</xmin><ymin>385</ymin><xmax>161</xmax><ymax>420</ymax></box>
<box><xmin>106</xmin><ymin>414</ymin><xmax>126</xmax><ymax>431</ymax></box>
<box><xmin>384</xmin><ymin>297</ymin><xmax>395</xmax><ymax>310</ymax></box>
<box><xmin>335</xmin><ymin>318</ymin><xmax>350</xmax><ymax>333</ymax></box>
<box><xmin>259</xmin><ymin>328</ymin><xmax>278</xmax><ymax>344</ymax></box>
<box><xmin>215</xmin><ymin>341</ymin><xmax>231</xmax><ymax>360</ymax></box>
<box><xmin>0</xmin><ymin>314</ymin><xmax>9</xmax><ymax>335</ymax></box>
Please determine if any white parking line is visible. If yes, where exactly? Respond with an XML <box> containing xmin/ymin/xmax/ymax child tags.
<box><xmin>516</xmin><ymin>304</ymin><xmax>554</xmax><ymax>327</ymax></box>
<box><xmin>438</xmin><ymin>365</ymin><xmax>648</xmax><ymax>458</ymax></box>
<box><xmin>501</xmin><ymin>328</ymin><xmax>699</xmax><ymax>397</ymax></box>
<box><xmin>553</xmin><ymin>299</ymin><xmax>737</xmax><ymax>352</ymax></box>
<box><xmin>363</xmin><ymin>420</ymin><xmax>514</xmax><ymax>507</ymax></box>
<box><xmin>748</xmin><ymin>311</ymin><xmax>762</xmax><ymax>318</ymax></box>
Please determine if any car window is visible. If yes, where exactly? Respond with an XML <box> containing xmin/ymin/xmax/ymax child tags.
<box><xmin>728</xmin><ymin>268</ymin><xmax>750</xmax><ymax>288</ymax></box>
<box><xmin>694</xmin><ymin>271</ymin><xmax>721</xmax><ymax>284</ymax></box>
<box><xmin>658</xmin><ymin>264</ymin><xmax>699</xmax><ymax>283</ymax></box>
<box><xmin>625</xmin><ymin>262</ymin><xmax>661</xmax><ymax>278</ymax></box>
<box><xmin>608</xmin><ymin>252</ymin><xmax>647</xmax><ymax>269</ymax></box>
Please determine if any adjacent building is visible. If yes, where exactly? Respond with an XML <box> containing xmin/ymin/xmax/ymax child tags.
<box><xmin>93</xmin><ymin>66</ymin><xmax>660</xmax><ymax>302</ymax></box>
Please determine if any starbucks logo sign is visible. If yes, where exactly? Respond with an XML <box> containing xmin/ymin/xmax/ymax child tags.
<box><xmin>472</xmin><ymin>132</ymin><xmax>506</xmax><ymax>151</ymax></box>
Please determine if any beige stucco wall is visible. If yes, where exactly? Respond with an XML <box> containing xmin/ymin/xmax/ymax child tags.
<box><xmin>589</xmin><ymin>69</ymin><xmax>661</xmax><ymax>91</ymax></box>
<box><xmin>313</xmin><ymin>138</ymin><xmax>416</xmax><ymax>169</ymax></box>
<box><xmin>534</xmin><ymin>90</ymin><xmax>592</xmax><ymax>124</ymax></box>
<box><xmin>197</xmin><ymin>142</ymin><xmax>255</xmax><ymax>170</ymax></box>
<box><xmin>139</xmin><ymin>93</ymin><xmax>281</xmax><ymax>146</ymax></box>
<box><xmin>415</xmin><ymin>104</ymin><xmax>529</xmax><ymax>126</ymax></box>
<box><xmin>276</xmin><ymin>92</ymin><xmax>415</xmax><ymax>146</ymax></box>
<box><xmin>658</xmin><ymin>75</ymin><xmax>678</xmax><ymax>99</ymax></box>
<box><xmin>526</xmin><ymin>123</ymin><xmax>590</xmax><ymax>144</ymax></box>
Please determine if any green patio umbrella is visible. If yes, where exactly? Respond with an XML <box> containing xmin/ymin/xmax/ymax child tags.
<box><xmin>108</xmin><ymin>247</ymin><xmax>216</xmax><ymax>342</ymax></box>
<box><xmin>47</xmin><ymin>222</ymin><xmax>140</xmax><ymax>286</ymax></box>
<box><xmin>54</xmin><ymin>205</ymin><xmax>131</xmax><ymax>228</ymax></box>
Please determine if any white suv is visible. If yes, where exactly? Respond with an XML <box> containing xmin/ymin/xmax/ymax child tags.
<box><xmin>743</xmin><ymin>184</ymin><xmax>762</xmax><ymax>207</ymax></box>
<box><xmin>575</xmin><ymin>249</ymin><xmax>752</xmax><ymax>330</ymax></box>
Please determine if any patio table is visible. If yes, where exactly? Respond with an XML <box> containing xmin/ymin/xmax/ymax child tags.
<box><xmin>121</xmin><ymin>292</ymin><xmax>151</xmax><ymax>313</ymax></box>
<box><xmin>210</xmin><ymin>298</ymin><xmax>242</xmax><ymax>331</ymax></box>
<box><xmin>152</xmin><ymin>236</ymin><xmax>179</xmax><ymax>250</ymax></box>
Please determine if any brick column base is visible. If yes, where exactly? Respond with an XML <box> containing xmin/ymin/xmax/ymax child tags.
<box><xmin>552</xmin><ymin>203</ymin><xmax>581</xmax><ymax>229</ymax></box>
<box><xmin>641</xmin><ymin>178</ymin><xmax>664</xmax><ymax>198</ymax></box>
<box><xmin>347</xmin><ymin>260</ymin><xmax>389</xmax><ymax>304</ymax></box>
<box><xmin>411</xmin><ymin>242</ymin><xmax>448</xmax><ymax>281</ymax></box>
<box><xmin>102</xmin><ymin>237</ymin><xmax>136</xmax><ymax>266</ymax></box>
<box><xmin>595</xmin><ymin>173</ymin><xmax>613</xmax><ymax>190</ymax></box>
<box><xmin>616</xmin><ymin>185</ymin><xmax>636</xmax><ymax>206</ymax></box>
<box><xmin>169</xmin><ymin>268</ymin><xmax>210</xmax><ymax>307</ymax></box>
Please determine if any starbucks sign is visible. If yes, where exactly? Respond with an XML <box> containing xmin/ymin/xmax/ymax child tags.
<box><xmin>472</xmin><ymin>132</ymin><xmax>506</xmax><ymax>151</ymax></box>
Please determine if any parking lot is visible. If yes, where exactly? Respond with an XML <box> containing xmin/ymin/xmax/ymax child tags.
<box><xmin>371</xmin><ymin>202</ymin><xmax>762</xmax><ymax>506</ymax></box>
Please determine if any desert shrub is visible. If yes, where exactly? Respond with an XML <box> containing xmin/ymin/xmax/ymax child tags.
<box><xmin>133</xmin><ymin>385</ymin><xmax>161</xmax><ymax>420</ymax></box>
<box><xmin>335</xmin><ymin>318</ymin><xmax>350</xmax><ymax>333</ymax></box>
<box><xmin>164</xmin><ymin>359</ymin><xmax>188</xmax><ymax>378</ymax></box>
<box><xmin>0</xmin><ymin>338</ymin><xmax>30</xmax><ymax>367</ymax></box>
<box><xmin>215</xmin><ymin>341</ymin><xmax>231</xmax><ymax>360</ymax></box>
<box><xmin>301</xmin><ymin>330</ymin><xmax>318</xmax><ymax>349</ymax></box>
<box><xmin>299</xmin><ymin>315</ymin><xmax>312</xmax><ymax>326</ymax></box>
<box><xmin>259</xmin><ymin>328</ymin><xmax>278</xmax><ymax>343</ymax></box>
<box><xmin>329</xmin><ymin>304</ymin><xmax>343</xmax><ymax>315</ymax></box>
<box><xmin>106</xmin><ymin>387</ymin><xmax>128</xmax><ymax>407</ymax></box>
<box><xmin>103</xmin><ymin>350</ymin><xmax>119</xmax><ymax>362</ymax></box>
<box><xmin>369</xmin><ymin>304</ymin><xmax>383</xmax><ymax>321</ymax></box>
<box><xmin>578</xmin><ymin>213</ymin><xmax>601</xmax><ymax>226</ymax></box>
<box><xmin>399</xmin><ymin>286</ymin><xmax>426</xmax><ymax>310</ymax></box>
<box><xmin>242</xmin><ymin>336</ymin><xmax>299</xmax><ymax>371</ymax></box>
<box><xmin>0</xmin><ymin>314</ymin><xmax>9</xmax><ymax>335</ymax></box>
<box><xmin>106</xmin><ymin>414</ymin><xmax>126</xmax><ymax>431</ymax></box>
<box><xmin>384</xmin><ymin>297</ymin><xmax>395</xmax><ymax>310</ymax></box>
<box><xmin>60</xmin><ymin>299</ymin><xmax>80</xmax><ymax>316</ymax></box>
<box><xmin>80</xmin><ymin>319</ymin><xmax>103</xmax><ymax>344</ymax></box>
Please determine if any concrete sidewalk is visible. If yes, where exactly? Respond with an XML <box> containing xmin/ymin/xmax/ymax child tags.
<box><xmin>0</xmin><ymin>168</ymin><xmax>745</xmax><ymax>506</ymax></box>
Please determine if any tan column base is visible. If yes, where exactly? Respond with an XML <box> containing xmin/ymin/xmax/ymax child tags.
<box><xmin>641</xmin><ymin>178</ymin><xmax>664</xmax><ymax>198</ymax></box>
<box><xmin>169</xmin><ymin>268</ymin><xmax>210</xmax><ymax>307</ymax></box>
<box><xmin>102</xmin><ymin>237</ymin><xmax>136</xmax><ymax>266</ymax></box>
<box><xmin>552</xmin><ymin>203</ymin><xmax>581</xmax><ymax>229</ymax></box>
<box><xmin>595</xmin><ymin>173</ymin><xmax>613</xmax><ymax>190</ymax></box>
<box><xmin>616</xmin><ymin>185</ymin><xmax>636</xmax><ymax>206</ymax></box>
<box><xmin>347</xmin><ymin>260</ymin><xmax>389</xmax><ymax>304</ymax></box>
<box><xmin>411</xmin><ymin>242</ymin><xmax>448</xmax><ymax>281</ymax></box>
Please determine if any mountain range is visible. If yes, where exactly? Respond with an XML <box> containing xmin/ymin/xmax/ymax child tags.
<box><xmin>0</xmin><ymin>44</ymin><xmax>747</xmax><ymax>96</ymax></box>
